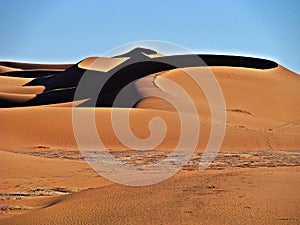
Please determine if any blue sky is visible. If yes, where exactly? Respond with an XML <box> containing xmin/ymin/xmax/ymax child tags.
<box><xmin>1</xmin><ymin>0</ymin><xmax>299</xmax><ymax>73</ymax></box>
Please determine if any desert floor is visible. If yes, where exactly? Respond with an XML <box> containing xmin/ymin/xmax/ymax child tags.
<box><xmin>1</xmin><ymin>149</ymin><xmax>299</xmax><ymax>224</ymax></box>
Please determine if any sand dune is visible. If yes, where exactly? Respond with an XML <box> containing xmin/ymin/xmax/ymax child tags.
<box><xmin>0</xmin><ymin>65</ymin><xmax>21</xmax><ymax>73</ymax></box>
<box><xmin>0</xmin><ymin>49</ymin><xmax>280</xmax><ymax>108</ymax></box>
<box><xmin>0</xmin><ymin>61</ymin><xmax>73</xmax><ymax>70</ymax></box>
<box><xmin>2</xmin><ymin>50</ymin><xmax>298</xmax><ymax>151</ymax></box>
<box><xmin>0</xmin><ymin>92</ymin><xmax>36</xmax><ymax>103</ymax></box>
<box><xmin>1</xmin><ymin>47</ymin><xmax>299</xmax><ymax>224</ymax></box>
<box><xmin>1</xmin><ymin>47</ymin><xmax>299</xmax><ymax>153</ymax></box>
<box><xmin>0</xmin><ymin>75</ymin><xmax>33</xmax><ymax>86</ymax></box>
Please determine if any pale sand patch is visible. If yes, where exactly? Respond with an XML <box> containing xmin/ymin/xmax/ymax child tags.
<box><xmin>0</xmin><ymin>150</ymin><xmax>112</xmax><ymax>194</ymax></box>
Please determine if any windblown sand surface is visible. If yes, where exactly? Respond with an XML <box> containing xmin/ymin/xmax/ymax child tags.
<box><xmin>1</xmin><ymin>151</ymin><xmax>299</xmax><ymax>224</ymax></box>
<box><xmin>1</xmin><ymin>48</ymin><xmax>299</xmax><ymax>224</ymax></box>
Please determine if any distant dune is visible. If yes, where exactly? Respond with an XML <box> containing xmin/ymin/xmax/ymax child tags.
<box><xmin>1</xmin><ymin>48</ymin><xmax>299</xmax><ymax>224</ymax></box>
<box><xmin>0</xmin><ymin>61</ymin><xmax>73</xmax><ymax>70</ymax></box>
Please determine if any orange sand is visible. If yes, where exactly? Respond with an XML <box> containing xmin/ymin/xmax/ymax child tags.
<box><xmin>1</xmin><ymin>52</ymin><xmax>299</xmax><ymax>224</ymax></box>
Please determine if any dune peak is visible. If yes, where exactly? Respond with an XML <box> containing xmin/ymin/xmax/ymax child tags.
<box><xmin>113</xmin><ymin>47</ymin><xmax>161</xmax><ymax>58</ymax></box>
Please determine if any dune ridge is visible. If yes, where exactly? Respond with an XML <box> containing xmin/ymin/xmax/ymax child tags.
<box><xmin>0</xmin><ymin>49</ymin><xmax>281</xmax><ymax>108</ymax></box>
